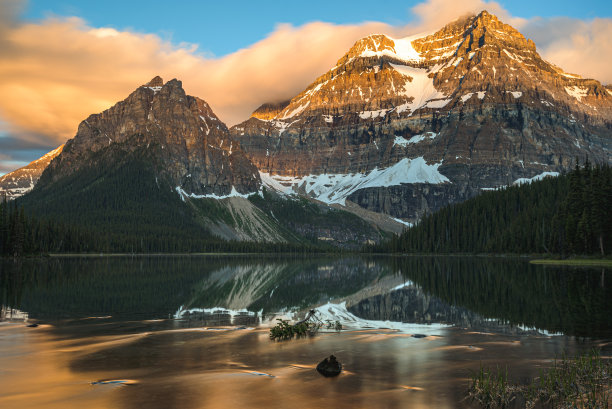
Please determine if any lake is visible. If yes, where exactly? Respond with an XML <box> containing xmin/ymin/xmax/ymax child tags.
<box><xmin>1</xmin><ymin>255</ymin><xmax>610</xmax><ymax>408</ymax></box>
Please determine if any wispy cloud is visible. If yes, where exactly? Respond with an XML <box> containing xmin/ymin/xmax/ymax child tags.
<box><xmin>0</xmin><ymin>0</ymin><xmax>610</xmax><ymax>174</ymax></box>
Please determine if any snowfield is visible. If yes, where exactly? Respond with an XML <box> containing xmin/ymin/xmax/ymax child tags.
<box><xmin>260</xmin><ymin>157</ymin><xmax>450</xmax><ymax>205</ymax></box>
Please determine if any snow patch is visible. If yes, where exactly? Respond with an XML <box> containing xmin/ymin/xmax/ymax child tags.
<box><xmin>259</xmin><ymin>157</ymin><xmax>449</xmax><ymax>206</ymax></box>
<box><xmin>359</xmin><ymin>109</ymin><xmax>388</xmax><ymax>119</ymax></box>
<box><xmin>314</xmin><ymin>302</ymin><xmax>448</xmax><ymax>333</ymax></box>
<box><xmin>390</xmin><ymin>63</ymin><xmax>447</xmax><ymax>115</ymax></box>
<box><xmin>392</xmin><ymin>217</ymin><xmax>413</xmax><ymax>227</ymax></box>
<box><xmin>359</xmin><ymin>34</ymin><xmax>424</xmax><ymax>62</ymax></box>
<box><xmin>541</xmin><ymin>100</ymin><xmax>554</xmax><ymax>107</ymax></box>
<box><xmin>461</xmin><ymin>93</ymin><xmax>475</xmax><ymax>102</ymax></box>
<box><xmin>513</xmin><ymin>171</ymin><xmax>559</xmax><ymax>185</ymax></box>
<box><xmin>425</xmin><ymin>98</ymin><xmax>452</xmax><ymax>108</ymax></box>
<box><xmin>175</xmin><ymin>186</ymin><xmax>256</xmax><ymax>201</ymax></box>
<box><xmin>394</xmin><ymin>132</ymin><xmax>438</xmax><ymax>146</ymax></box>
<box><xmin>280</xmin><ymin>101</ymin><xmax>310</xmax><ymax>119</ymax></box>
<box><xmin>560</xmin><ymin>72</ymin><xmax>581</xmax><ymax>79</ymax></box>
<box><xmin>565</xmin><ymin>86</ymin><xmax>588</xmax><ymax>101</ymax></box>
<box><xmin>199</xmin><ymin>116</ymin><xmax>210</xmax><ymax>135</ymax></box>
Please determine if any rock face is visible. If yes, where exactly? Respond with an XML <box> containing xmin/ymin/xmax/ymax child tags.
<box><xmin>0</xmin><ymin>145</ymin><xmax>64</xmax><ymax>200</ymax></box>
<box><xmin>231</xmin><ymin>10</ymin><xmax>612</xmax><ymax>221</ymax></box>
<box><xmin>40</xmin><ymin>77</ymin><xmax>260</xmax><ymax>197</ymax></box>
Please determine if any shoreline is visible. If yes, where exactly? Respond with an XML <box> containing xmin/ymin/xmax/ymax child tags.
<box><xmin>530</xmin><ymin>259</ymin><xmax>612</xmax><ymax>267</ymax></box>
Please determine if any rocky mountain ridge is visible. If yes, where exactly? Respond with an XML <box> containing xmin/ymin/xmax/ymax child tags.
<box><xmin>0</xmin><ymin>145</ymin><xmax>64</xmax><ymax>200</ymax></box>
<box><xmin>39</xmin><ymin>76</ymin><xmax>260</xmax><ymax>198</ymax></box>
<box><xmin>3</xmin><ymin>10</ymin><xmax>611</xmax><ymax>237</ymax></box>
<box><xmin>13</xmin><ymin>77</ymin><xmax>387</xmax><ymax>248</ymax></box>
<box><xmin>231</xmin><ymin>10</ymin><xmax>612</xmax><ymax>221</ymax></box>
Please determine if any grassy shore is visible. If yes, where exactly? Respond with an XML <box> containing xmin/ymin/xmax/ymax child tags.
<box><xmin>468</xmin><ymin>350</ymin><xmax>611</xmax><ymax>408</ymax></box>
<box><xmin>530</xmin><ymin>259</ymin><xmax>612</xmax><ymax>267</ymax></box>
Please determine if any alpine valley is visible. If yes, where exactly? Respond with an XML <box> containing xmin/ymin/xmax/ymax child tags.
<box><xmin>2</xmin><ymin>10</ymin><xmax>611</xmax><ymax>250</ymax></box>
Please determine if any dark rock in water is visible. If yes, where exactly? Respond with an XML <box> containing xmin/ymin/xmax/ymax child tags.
<box><xmin>412</xmin><ymin>334</ymin><xmax>427</xmax><ymax>338</ymax></box>
<box><xmin>316</xmin><ymin>355</ymin><xmax>342</xmax><ymax>377</ymax></box>
<box><xmin>26</xmin><ymin>323</ymin><xmax>39</xmax><ymax>328</ymax></box>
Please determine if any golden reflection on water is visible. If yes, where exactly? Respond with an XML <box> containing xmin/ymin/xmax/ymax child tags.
<box><xmin>0</xmin><ymin>320</ymin><xmax>595</xmax><ymax>409</ymax></box>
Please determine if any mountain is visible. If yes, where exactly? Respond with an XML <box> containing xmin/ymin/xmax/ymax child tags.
<box><xmin>41</xmin><ymin>76</ymin><xmax>260</xmax><ymax>197</ymax></box>
<box><xmin>0</xmin><ymin>145</ymin><xmax>63</xmax><ymax>200</ymax></box>
<box><xmin>231</xmin><ymin>11</ymin><xmax>612</xmax><ymax>222</ymax></box>
<box><xmin>16</xmin><ymin>77</ymin><xmax>384</xmax><ymax>249</ymax></box>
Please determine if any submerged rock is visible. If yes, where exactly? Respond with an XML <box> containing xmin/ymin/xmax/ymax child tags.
<box><xmin>316</xmin><ymin>355</ymin><xmax>342</xmax><ymax>377</ymax></box>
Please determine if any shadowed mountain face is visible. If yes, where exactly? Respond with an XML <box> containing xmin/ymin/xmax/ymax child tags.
<box><xmin>13</xmin><ymin>78</ymin><xmax>384</xmax><ymax>248</ymax></box>
<box><xmin>38</xmin><ymin>76</ymin><xmax>260</xmax><ymax>198</ymax></box>
<box><xmin>231</xmin><ymin>11</ymin><xmax>612</xmax><ymax>221</ymax></box>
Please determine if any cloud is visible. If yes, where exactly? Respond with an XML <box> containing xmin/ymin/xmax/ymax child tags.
<box><xmin>0</xmin><ymin>0</ymin><xmax>610</xmax><ymax>176</ymax></box>
<box><xmin>410</xmin><ymin>0</ymin><xmax>525</xmax><ymax>31</ymax></box>
<box><xmin>522</xmin><ymin>17</ymin><xmax>612</xmax><ymax>84</ymax></box>
<box><xmin>0</xmin><ymin>0</ymin><xmax>514</xmax><ymax>149</ymax></box>
<box><xmin>0</xmin><ymin>13</ymin><xmax>392</xmax><ymax>147</ymax></box>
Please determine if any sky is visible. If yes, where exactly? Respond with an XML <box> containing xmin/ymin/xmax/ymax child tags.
<box><xmin>0</xmin><ymin>0</ymin><xmax>611</xmax><ymax>175</ymax></box>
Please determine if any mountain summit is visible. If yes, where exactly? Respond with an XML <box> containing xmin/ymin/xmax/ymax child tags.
<box><xmin>41</xmin><ymin>76</ymin><xmax>260</xmax><ymax>198</ymax></box>
<box><xmin>231</xmin><ymin>11</ymin><xmax>612</xmax><ymax>221</ymax></box>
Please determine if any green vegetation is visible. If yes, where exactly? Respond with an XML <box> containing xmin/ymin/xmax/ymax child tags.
<box><xmin>389</xmin><ymin>256</ymin><xmax>611</xmax><ymax>338</ymax></box>
<box><xmin>468</xmin><ymin>350</ymin><xmax>611</xmax><ymax>408</ymax></box>
<box><xmin>530</xmin><ymin>259</ymin><xmax>612</xmax><ymax>267</ymax></box>
<box><xmin>375</xmin><ymin>162</ymin><xmax>612</xmax><ymax>256</ymax></box>
<box><xmin>269</xmin><ymin>318</ymin><xmax>321</xmax><ymax>341</ymax></box>
<box><xmin>269</xmin><ymin>315</ymin><xmax>342</xmax><ymax>341</ymax></box>
<box><xmin>1</xmin><ymin>144</ymin><xmax>340</xmax><ymax>255</ymax></box>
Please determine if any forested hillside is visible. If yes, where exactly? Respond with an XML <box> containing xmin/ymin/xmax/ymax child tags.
<box><xmin>375</xmin><ymin>162</ymin><xmax>612</xmax><ymax>255</ymax></box>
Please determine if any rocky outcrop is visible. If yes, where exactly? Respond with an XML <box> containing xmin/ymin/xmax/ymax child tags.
<box><xmin>316</xmin><ymin>355</ymin><xmax>342</xmax><ymax>377</ymax></box>
<box><xmin>0</xmin><ymin>145</ymin><xmax>64</xmax><ymax>200</ymax></box>
<box><xmin>231</xmin><ymin>10</ymin><xmax>612</xmax><ymax>222</ymax></box>
<box><xmin>39</xmin><ymin>77</ymin><xmax>260</xmax><ymax>197</ymax></box>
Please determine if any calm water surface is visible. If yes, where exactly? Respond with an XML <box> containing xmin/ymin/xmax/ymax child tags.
<box><xmin>0</xmin><ymin>256</ymin><xmax>610</xmax><ymax>408</ymax></box>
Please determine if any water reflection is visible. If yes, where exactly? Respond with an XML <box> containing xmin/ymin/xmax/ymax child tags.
<box><xmin>1</xmin><ymin>255</ymin><xmax>611</xmax><ymax>409</ymax></box>
<box><xmin>1</xmin><ymin>256</ymin><xmax>611</xmax><ymax>336</ymax></box>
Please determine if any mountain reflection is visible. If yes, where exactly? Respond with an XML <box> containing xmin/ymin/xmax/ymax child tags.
<box><xmin>1</xmin><ymin>256</ymin><xmax>610</xmax><ymax>337</ymax></box>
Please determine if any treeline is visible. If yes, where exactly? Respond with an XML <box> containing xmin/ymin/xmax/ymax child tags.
<box><xmin>0</xmin><ymin>198</ymin><xmax>330</xmax><ymax>257</ymax></box>
<box><xmin>374</xmin><ymin>162</ymin><xmax>612</xmax><ymax>255</ymax></box>
<box><xmin>1</xmin><ymin>147</ymin><xmax>333</xmax><ymax>256</ymax></box>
